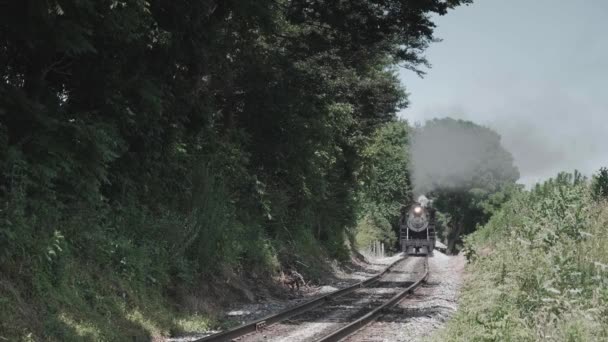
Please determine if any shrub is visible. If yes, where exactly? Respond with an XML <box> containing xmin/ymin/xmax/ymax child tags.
<box><xmin>592</xmin><ymin>167</ymin><xmax>608</xmax><ymax>201</ymax></box>
<box><xmin>434</xmin><ymin>171</ymin><xmax>608</xmax><ymax>341</ymax></box>
<box><xmin>354</xmin><ymin>211</ymin><xmax>396</xmax><ymax>251</ymax></box>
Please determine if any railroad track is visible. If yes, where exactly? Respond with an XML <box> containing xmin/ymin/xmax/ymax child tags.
<box><xmin>196</xmin><ymin>256</ymin><xmax>428</xmax><ymax>342</ymax></box>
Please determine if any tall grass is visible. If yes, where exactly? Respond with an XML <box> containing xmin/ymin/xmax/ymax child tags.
<box><xmin>434</xmin><ymin>172</ymin><xmax>608</xmax><ymax>341</ymax></box>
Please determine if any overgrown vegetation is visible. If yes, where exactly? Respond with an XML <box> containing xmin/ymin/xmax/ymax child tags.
<box><xmin>355</xmin><ymin>120</ymin><xmax>411</xmax><ymax>251</ymax></box>
<box><xmin>0</xmin><ymin>0</ymin><xmax>472</xmax><ymax>340</ymax></box>
<box><xmin>434</xmin><ymin>170</ymin><xmax>608</xmax><ymax>341</ymax></box>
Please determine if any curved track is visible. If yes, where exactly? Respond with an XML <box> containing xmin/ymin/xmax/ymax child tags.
<box><xmin>196</xmin><ymin>256</ymin><xmax>428</xmax><ymax>342</ymax></box>
<box><xmin>316</xmin><ymin>257</ymin><xmax>428</xmax><ymax>342</ymax></box>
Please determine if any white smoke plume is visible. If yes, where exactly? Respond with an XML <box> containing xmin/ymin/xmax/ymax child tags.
<box><xmin>409</xmin><ymin>118</ymin><xmax>519</xmax><ymax>196</ymax></box>
<box><xmin>417</xmin><ymin>195</ymin><xmax>430</xmax><ymax>207</ymax></box>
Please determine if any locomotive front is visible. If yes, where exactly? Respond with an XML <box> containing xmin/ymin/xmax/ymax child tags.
<box><xmin>399</xmin><ymin>201</ymin><xmax>436</xmax><ymax>255</ymax></box>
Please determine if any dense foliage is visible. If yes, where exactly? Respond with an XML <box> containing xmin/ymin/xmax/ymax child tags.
<box><xmin>592</xmin><ymin>167</ymin><xmax>608</xmax><ymax>200</ymax></box>
<box><xmin>435</xmin><ymin>171</ymin><xmax>608</xmax><ymax>341</ymax></box>
<box><xmin>355</xmin><ymin>120</ymin><xmax>412</xmax><ymax>250</ymax></box>
<box><xmin>410</xmin><ymin>118</ymin><xmax>519</xmax><ymax>252</ymax></box>
<box><xmin>0</xmin><ymin>0</ymin><xmax>470</xmax><ymax>340</ymax></box>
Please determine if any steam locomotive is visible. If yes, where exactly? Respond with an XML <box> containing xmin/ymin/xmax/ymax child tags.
<box><xmin>398</xmin><ymin>198</ymin><xmax>436</xmax><ymax>255</ymax></box>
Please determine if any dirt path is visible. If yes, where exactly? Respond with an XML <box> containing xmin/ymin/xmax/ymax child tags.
<box><xmin>343</xmin><ymin>251</ymin><xmax>465</xmax><ymax>342</ymax></box>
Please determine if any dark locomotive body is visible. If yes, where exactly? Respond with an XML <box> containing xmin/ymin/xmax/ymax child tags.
<box><xmin>398</xmin><ymin>201</ymin><xmax>436</xmax><ymax>255</ymax></box>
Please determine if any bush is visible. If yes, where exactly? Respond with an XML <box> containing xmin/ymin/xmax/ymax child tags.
<box><xmin>355</xmin><ymin>210</ymin><xmax>396</xmax><ymax>250</ymax></box>
<box><xmin>434</xmin><ymin>171</ymin><xmax>608</xmax><ymax>341</ymax></box>
<box><xmin>592</xmin><ymin>167</ymin><xmax>608</xmax><ymax>201</ymax></box>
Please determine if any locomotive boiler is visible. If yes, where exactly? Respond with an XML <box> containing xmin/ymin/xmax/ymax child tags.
<box><xmin>398</xmin><ymin>198</ymin><xmax>436</xmax><ymax>255</ymax></box>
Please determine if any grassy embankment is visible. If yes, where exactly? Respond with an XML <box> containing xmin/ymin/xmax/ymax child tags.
<box><xmin>0</xmin><ymin>223</ymin><xmax>332</xmax><ymax>342</ymax></box>
<box><xmin>434</xmin><ymin>172</ymin><xmax>608</xmax><ymax>341</ymax></box>
<box><xmin>0</xmin><ymin>169</ymin><xmax>337</xmax><ymax>341</ymax></box>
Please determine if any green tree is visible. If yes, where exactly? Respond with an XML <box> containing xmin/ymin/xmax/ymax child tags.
<box><xmin>591</xmin><ymin>167</ymin><xmax>608</xmax><ymax>201</ymax></box>
<box><xmin>356</xmin><ymin>120</ymin><xmax>411</xmax><ymax>250</ymax></box>
<box><xmin>355</xmin><ymin>209</ymin><xmax>396</xmax><ymax>251</ymax></box>
<box><xmin>0</xmin><ymin>1</ymin><xmax>472</xmax><ymax>339</ymax></box>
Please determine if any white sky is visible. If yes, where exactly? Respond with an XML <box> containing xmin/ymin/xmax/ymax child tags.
<box><xmin>398</xmin><ymin>0</ymin><xmax>608</xmax><ymax>186</ymax></box>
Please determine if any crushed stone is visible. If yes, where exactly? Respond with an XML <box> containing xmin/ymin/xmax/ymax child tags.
<box><xmin>167</xmin><ymin>254</ymin><xmax>404</xmax><ymax>341</ymax></box>
<box><xmin>343</xmin><ymin>251</ymin><xmax>466</xmax><ymax>342</ymax></box>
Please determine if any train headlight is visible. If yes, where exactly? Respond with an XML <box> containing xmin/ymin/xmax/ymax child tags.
<box><xmin>414</xmin><ymin>206</ymin><xmax>422</xmax><ymax>214</ymax></box>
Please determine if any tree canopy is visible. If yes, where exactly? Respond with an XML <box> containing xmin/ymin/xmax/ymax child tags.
<box><xmin>355</xmin><ymin>120</ymin><xmax>412</xmax><ymax>250</ymax></box>
<box><xmin>0</xmin><ymin>1</ymin><xmax>472</xmax><ymax>339</ymax></box>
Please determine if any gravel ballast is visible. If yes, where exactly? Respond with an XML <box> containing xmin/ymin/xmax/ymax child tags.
<box><xmin>168</xmin><ymin>252</ymin><xmax>464</xmax><ymax>342</ymax></box>
<box><xmin>237</xmin><ymin>257</ymin><xmax>426</xmax><ymax>342</ymax></box>
<box><xmin>343</xmin><ymin>251</ymin><xmax>465</xmax><ymax>342</ymax></box>
<box><xmin>167</xmin><ymin>254</ymin><xmax>404</xmax><ymax>342</ymax></box>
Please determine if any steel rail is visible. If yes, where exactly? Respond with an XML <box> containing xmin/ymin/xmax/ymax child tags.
<box><xmin>194</xmin><ymin>256</ymin><xmax>407</xmax><ymax>342</ymax></box>
<box><xmin>315</xmin><ymin>256</ymin><xmax>429</xmax><ymax>342</ymax></box>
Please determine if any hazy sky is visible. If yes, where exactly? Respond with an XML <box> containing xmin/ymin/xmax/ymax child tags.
<box><xmin>398</xmin><ymin>0</ymin><xmax>608</xmax><ymax>186</ymax></box>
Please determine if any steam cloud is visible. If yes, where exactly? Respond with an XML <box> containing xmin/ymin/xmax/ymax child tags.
<box><xmin>409</xmin><ymin>118</ymin><xmax>518</xmax><ymax>196</ymax></box>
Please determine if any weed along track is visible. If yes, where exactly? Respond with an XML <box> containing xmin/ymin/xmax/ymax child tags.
<box><xmin>196</xmin><ymin>256</ymin><xmax>428</xmax><ymax>342</ymax></box>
